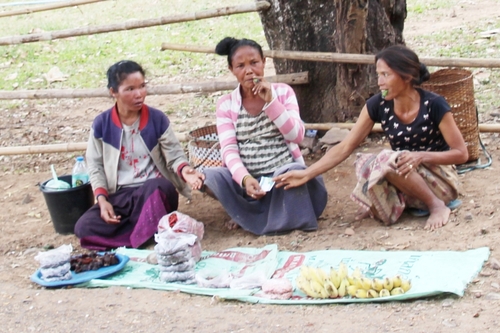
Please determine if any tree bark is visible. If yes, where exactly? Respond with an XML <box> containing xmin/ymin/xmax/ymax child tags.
<box><xmin>258</xmin><ymin>0</ymin><xmax>406</xmax><ymax>122</ymax></box>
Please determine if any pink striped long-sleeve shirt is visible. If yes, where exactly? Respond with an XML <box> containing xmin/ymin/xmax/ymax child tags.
<box><xmin>216</xmin><ymin>83</ymin><xmax>305</xmax><ymax>186</ymax></box>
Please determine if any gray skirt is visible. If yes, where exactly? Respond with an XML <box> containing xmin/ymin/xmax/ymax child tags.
<box><xmin>203</xmin><ymin>163</ymin><xmax>328</xmax><ymax>235</ymax></box>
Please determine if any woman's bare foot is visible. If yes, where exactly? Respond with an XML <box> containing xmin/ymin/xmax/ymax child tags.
<box><xmin>225</xmin><ymin>219</ymin><xmax>240</xmax><ymax>230</ymax></box>
<box><xmin>424</xmin><ymin>205</ymin><xmax>451</xmax><ymax>231</ymax></box>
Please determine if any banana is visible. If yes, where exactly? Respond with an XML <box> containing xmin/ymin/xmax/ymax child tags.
<box><xmin>338</xmin><ymin>262</ymin><xmax>348</xmax><ymax>280</ymax></box>
<box><xmin>347</xmin><ymin>285</ymin><xmax>358</xmax><ymax>297</ymax></box>
<box><xmin>324</xmin><ymin>280</ymin><xmax>339</xmax><ymax>298</ymax></box>
<box><xmin>360</xmin><ymin>277</ymin><xmax>372</xmax><ymax>291</ymax></box>
<box><xmin>392</xmin><ymin>275</ymin><xmax>402</xmax><ymax>288</ymax></box>
<box><xmin>390</xmin><ymin>287</ymin><xmax>405</xmax><ymax>295</ymax></box>
<box><xmin>348</xmin><ymin>267</ymin><xmax>362</xmax><ymax>285</ymax></box>
<box><xmin>338</xmin><ymin>278</ymin><xmax>348</xmax><ymax>297</ymax></box>
<box><xmin>310</xmin><ymin>279</ymin><xmax>328</xmax><ymax>298</ymax></box>
<box><xmin>367</xmin><ymin>289</ymin><xmax>379</xmax><ymax>298</ymax></box>
<box><xmin>371</xmin><ymin>278</ymin><xmax>384</xmax><ymax>292</ymax></box>
<box><xmin>295</xmin><ymin>275</ymin><xmax>314</xmax><ymax>296</ymax></box>
<box><xmin>352</xmin><ymin>267</ymin><xmax>362</xmax><ymax>279</ymax></box>
<box><xmin>299</xmin><ymin>266</ymin><xmax>312</xmax><ymax>281</ymax></box>
<box><xmin>355</xmin><ymin>289</ymin><xmax>368</xmax><ymax>299</ymax></box>
<box><xmin>383</xmin><ymin>277</ymin><xmax>394</xmax><ymax>291</ymax></box>
<box><xmin>379</xmin><ymin>289</ymin><xmax>391</xmax><ymax>297</ymax></box>
<box><xmin>329</xmin><ymin>268</ymin><xmax>341</xmax><ymax>289</ymax></box>
<box><xmin>352</xmin><ymin>277</ymin><xmax>363</xmax><ymax>289</ymax></box>
<box><xmin>401</xmin><ymin>279</ymin><xmax>412</xmax><ymax>292</ymax></box>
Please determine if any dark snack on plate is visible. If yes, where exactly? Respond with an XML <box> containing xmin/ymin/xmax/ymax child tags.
<box><xmin>70</xmin><ymin>251</ymin><xmax>119</xmax><ymax>273</ymax></box>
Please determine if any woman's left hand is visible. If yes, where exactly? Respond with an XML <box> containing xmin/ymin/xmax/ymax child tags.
<box><xmin>252</xmin><ymin>77</ymin><xmax>273</xmax><ymax>103</ymax></box>
<box><xmin>396</xmin><ymin>151</ymin><xmax>422</xmax><ymax>178</ymax></box>
<box><xmin>182</xmin><ymin>167</ymin><xmax>205</xmax><ymax>190</ymax></box>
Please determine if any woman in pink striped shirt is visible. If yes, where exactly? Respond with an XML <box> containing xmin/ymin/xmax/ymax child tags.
<box><xmin>202</xmin><ymin>37</ymin><xmax>327</xmax><ymax>235</ymax></box>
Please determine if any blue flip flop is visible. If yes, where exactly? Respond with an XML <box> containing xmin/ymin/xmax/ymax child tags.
<box><xmin>407</xmin><ymin>199</ymin><xmax>462</xmax><ymax>217</ymax></box>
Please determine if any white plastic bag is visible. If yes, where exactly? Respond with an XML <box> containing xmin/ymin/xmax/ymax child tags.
<box><xmin>229</xmin><ymin>271</ymin><xmax>268</xmax><ymax>290</ymax></box>
<box><xmin>158</xmin><ymin>211</ymin><xmax>204</xmax><ymax>240</ymax></box>
<box><xmin>195</xmin><ymin>269</ymin><xmax>234</xmax><ymax>289</ymax></box>
<box><xmin>34</xmin><ymin>244</ymin><xmax>72</xmax><ymax>268</ymax></box>
<box><xmin>154</xmin><ymin>227</ymin><xmax>201</xmax><ymax>262</ymax></box>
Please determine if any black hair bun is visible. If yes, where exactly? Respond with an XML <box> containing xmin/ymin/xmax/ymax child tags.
<box><xmin>419</xmin><ymin>63</ymin><xmax>431</xmax><ymax>84</ymax></box>
<box><xmin>215</xmin><ymin>37</ymin><xmax>239</xmax><ymax>56</ymax></box>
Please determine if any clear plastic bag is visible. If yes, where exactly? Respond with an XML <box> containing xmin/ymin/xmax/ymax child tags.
<box><xmin>229</xmin><ymin>271</ymin><xmax>268</xmax><ymax>290</ymax></box>
<box><xmin>34</xmin><ymin>244</ymin><xmax>72</xmax><ymax>268</ymax></box>
<box><xmin>39</xmin><ymin>262</ymin><xmax>71</xmax><ymax>279</ymax></box>
<box><xmin>159</xmin><ymin>270</ymin><xmax>196</xmax><ymax>283</ymax></box>
<box><xmin>158</xmin><ymin>258</ymin><xmax>196</xmax><ymax>272</ymax></box>
<box><xmin>154</xmin><ymin>228</ymin><xmax>201</xmax><ymax>262</ymax></box>
<box><xmin>195</xmin><ymin>269</ymin><xmax>234</xmax><ymax>289</ymax></box>
<box><xmin>157</xmin><ymin>250</ymin><xmax>192</xmax><ymax>266</ymax></box>
<box><xmin>158</xmin><ymin>211</ymin><xmax>204</xmax><ymax>240</ymax></box>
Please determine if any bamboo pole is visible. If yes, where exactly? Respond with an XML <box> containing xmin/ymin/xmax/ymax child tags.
<box><xmin>0</xmin><ymin>72</ymin><xmax>308</xmax><ymax>100</ymax></box>
<box><xmin>0</xmin><ymin>0</ymin><xmax>106</xmax><ymax>18</ymax></box>
<box><xmin>304</xmin><ymin>122</ymin><xmax>500</xmax><ymax>133</ymax></box>
<box><xmin>161</xmin><ymin>43</ymin><xmax>500</xmax><ymax>68</ymax></box>
<box><xmin>0</xmin><ymin>1</ymin><xmax>270</xmax><ymax>45</ymax></box>
<box><xmin>2</xmin><ymin>123</ymin><xmax>499</xmax><ymax>156</ymax></box>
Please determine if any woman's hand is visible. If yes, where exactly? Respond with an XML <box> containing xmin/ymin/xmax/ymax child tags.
<box><xmin>98</xmin><ymin>197</ymin><xmax>121</xmax><ymax>224</ymax></box>
<box><xmin>182</xmin><ymin>166</ymin><xmax>205</xmax><ymax>190</ymax></box>
<box><xmin>274</xmin><ymin>169</ymin><xmax>310</xmax><ymax>190</ymax></box>
<box><xmin>396</xmin><ymin>151</ymin><xmax>423</xmax><ymax>178</ymax></box>
<box><xmin>245</xmin><ymin>177</ymin><xmax>266</xmax><ymax>200</ymax></box>
<box><xmin>252</xmin><ymin>77</ymin><xmax>273</xmax><ymax>103</ymax></box>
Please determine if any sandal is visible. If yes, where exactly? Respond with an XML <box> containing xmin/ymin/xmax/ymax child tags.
<box><xmin>407</xmin><ymin>199</ymin><xmax>462</xmax><ymax>217</ymax></box>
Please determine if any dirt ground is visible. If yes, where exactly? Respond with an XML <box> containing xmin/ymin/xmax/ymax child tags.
<box><xmin>2</xmin><ymin>2</ymin><xmax>500</xmax><ymax>332</ymax></box>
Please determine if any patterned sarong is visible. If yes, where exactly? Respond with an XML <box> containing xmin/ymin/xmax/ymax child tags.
<box><xmin>350</xmin><ymin>149</ymin><xmax>459</xmax><ymax>225</ymax></box>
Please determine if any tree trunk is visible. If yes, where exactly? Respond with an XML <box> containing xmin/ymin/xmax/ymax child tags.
<box><xmin>258</xmin><ymin>0</ymin><xmax>406</xmax><ymax>123</ymax></box>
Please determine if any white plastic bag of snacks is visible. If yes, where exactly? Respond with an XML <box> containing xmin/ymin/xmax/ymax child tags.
<box><xmin>34</xmin><ymin>244</ymin><xmax>73</xmax><ymax>268</ymax></box>
<box><xmin>158</xmin><ymin>211</ymin><xmax>204</xmax><ymax>240</ymax></box>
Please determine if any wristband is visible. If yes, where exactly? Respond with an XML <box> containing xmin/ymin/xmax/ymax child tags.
<box><xmin>242</xmin><ymin>175</ymin><xmax>253</xmax><ymax>188</ymax></box>
<box><xmin>96</xmin><ymin>194</ymin><xmax>107</xmax><ymax>201</ymax></box>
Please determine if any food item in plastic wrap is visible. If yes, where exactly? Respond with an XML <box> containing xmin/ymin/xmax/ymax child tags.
<box><xmin>158</xmin><ymin>211</ymin><xmax>204</xmax><ymax>240</ymax></box>
<box><xmin>156</xmin><ymin>250</ymin><xmax>192</xmax><ymax>266</ymax></box>
<box><xmin>34</xmin><ymin>244</ymin><xmax>72</xmax><ymax>268</ymax></box>
<box><xmin>41</xmin><ymin>271</ymin><xmax>72</xmax><ymax>282</ymax></box>
<box><xmin>230</xmin><ymin>271</ymin><xmax>268</xmax><ymax>290</ymax></box>
<box><xmin>195</xmin><ymin>269</ymin><xmax>233</xmax><ymax>289</ymax></box>
<box><xmin>259</xmin><ymin>278</ymin><xmax>293</xmax><ymax>300</ymax></box>
<box><xmin>155</xmin><ymin>228</ymin><xmax>201</xmax><ymax>262</ymax></box>
<box><xmin>159</xmin><ymin>270</ymin><xmax>196</xmax><ymax>283</ymax></box>
<box><xmin>40</xmin><ymin>262</ymin><xmax>71</xmax><ymax>280</ymax></box>
<box><xmin>158</xmin><ymin>258</ymin><xmax>196</xmax><ymax>272</ymax></box>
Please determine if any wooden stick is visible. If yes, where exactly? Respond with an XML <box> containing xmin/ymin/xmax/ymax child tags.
<box><xmin>2</xmin><ymin>122</ymin><xmax>499</xmax><ymax>156</ymax></box>
<box><xmin>161</xmin><ymin>43</ymin><xmax>500</xmax><ymax>68</ymax></box>
<box><xmin>0</xmin><ymin>72</ymin><xmax>307</xmax><ymax>100</ymax></box>
<box><xmin>0</xmin><ymin>1</ymin><xmax>270</xmax><ymax>45</ymax></box>
<box><xmin>0</xmin><ymin>0</ymin><xmax>106</xmax><ymax>18</ymax></box>
<box><xmin>304</xmin><ymin>122</ymin><xmax>500</xmax><ymax>133</ymax></box>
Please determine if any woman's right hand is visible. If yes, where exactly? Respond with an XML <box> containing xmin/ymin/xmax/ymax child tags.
<box><xmin>274</xmin><ymin>170</ymin><xmax>309</xmax><ymax>190</ymax></box>
<box><xmin>98</xmin><ymin>197</ymin><xmax>121</xmax><ymax>224</ymax></box>
<box><xmin>245</xmin><ymin>177</ymin><xmax>266</xmax><ymax>200</ymax></box>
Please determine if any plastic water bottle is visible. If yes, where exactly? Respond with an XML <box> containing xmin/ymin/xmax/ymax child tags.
<box><xmin>72</xmin><ymin>156</ymin><xmax>89</xmax><ymax>187</ymax></box>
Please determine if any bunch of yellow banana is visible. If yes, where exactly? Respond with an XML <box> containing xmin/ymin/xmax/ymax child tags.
<box><xmin>295</xmin><ymin>264</ymin><xmax>412</xmax><ymax>299</ymax></box>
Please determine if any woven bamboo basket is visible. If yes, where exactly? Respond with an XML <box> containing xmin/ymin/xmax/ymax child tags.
<box><xmin>421</xmin><ymin>68</ymin><xmax>479</xmax><ymax>162</ymax></box>
<box><xmin>187</xmin><ymin>125</ymin><xmax>222</xmax><ymax>172</ymax></box>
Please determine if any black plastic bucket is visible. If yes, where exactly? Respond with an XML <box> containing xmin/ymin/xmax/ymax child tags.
<box><xmin>39</xmin><ymin>175</ymin><xmax>94</xmax><ymax>234</ymax></box>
